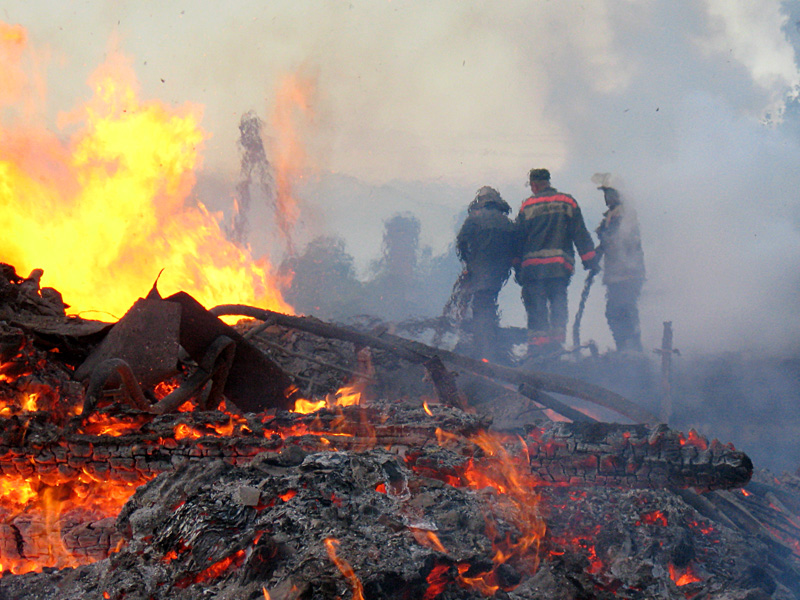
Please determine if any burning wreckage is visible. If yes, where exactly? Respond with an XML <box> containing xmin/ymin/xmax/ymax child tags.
<box><xmin>0</xmin><ymin>263</ymin><xmax>798</xmax><ymax>600</ymax></box>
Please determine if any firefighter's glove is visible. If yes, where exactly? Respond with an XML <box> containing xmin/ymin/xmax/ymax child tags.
<box><xmin>583</xmin><ymin>254</ymin><xmax>602</xmax><ymax>273</ymax></box>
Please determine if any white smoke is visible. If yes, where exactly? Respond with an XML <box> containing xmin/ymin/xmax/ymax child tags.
<box><xmin>6</xmin><ymin>0</ymin><xmax>800</xmax><ymax>353</ymax></box>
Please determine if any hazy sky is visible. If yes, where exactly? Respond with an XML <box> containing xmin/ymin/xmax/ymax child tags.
<box><xmin>4</xmin><ymin>1</ymin><xmax>800</xmax><ymax>353</ymax></box>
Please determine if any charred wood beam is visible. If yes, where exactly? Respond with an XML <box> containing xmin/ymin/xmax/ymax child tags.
<box><xmin>518</xmin><ymin>383</ymin><xmax>597</xmax><ymax>423</ymax></box>
<box><xmin>422</xmin><ymin>355</ymin><xmax>467</xmax><ymax>409</ymax></box>
<box><xmin>252</xmin><ymin>335</ymin><xmax>376</xmax><ymax>382</ymax></box>
<box><xmin>0</xmin><ymin>412</ymin><xmax>750</xmax><ymax>492</ymax></box>
<box><xmin>209</xmin><ymin>304</ymin><xmax>657</xmax><ymax>424</ymax></box>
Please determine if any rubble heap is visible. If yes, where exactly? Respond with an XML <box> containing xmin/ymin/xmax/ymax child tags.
<box><xmin>0</xmin><ymin>438</ymin><xmax>796</xmax><ymax>600</ymax></box>
<box><xmin>0</xmin><ymin>263</ymin><xmax>799</xmax><ymax>599</ymax></box>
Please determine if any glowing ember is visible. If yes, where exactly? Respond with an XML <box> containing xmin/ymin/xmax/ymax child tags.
<box><xmin>423</xmin><ymin>563</ymin><xmax>450</xmax><ymax>600</ymax></box>
<box><xmin>175</xmin><ymin>549</ymin><xmax>246</xmax><ymax>588</ymax></box>
<box><xmin>669</xmin><ymin>562</ymin><xmax>702</xmax><ymax>586</ymax></box>
<box><xmin>0</xmin><ymin>22</ymin><xmax>291</xmax><ymax>321</ymax></box>
<box><xmin>174</xmin><ymin>423</ymin><xmax>204</xmax><ymax>440</ymax></box>
<box><xmin>279</xmin><ymin>489</ymin><xmax>297</xmax><ymax>502</ymax></box>
<box><xmin>680</xmin><ymin>429</ymin><xmax>709</xmax><ymax>450</ymax></box>
<box><xmin>638</xmin><ymin>510</ymin><xmax>669</xmax><ymax>527</ymax></box>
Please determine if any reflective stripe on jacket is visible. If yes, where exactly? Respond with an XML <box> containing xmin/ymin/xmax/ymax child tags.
<box><xmin>515</xmin><ymin>187</ymin><xmax>596</xmax><ymax>280</ymax></box>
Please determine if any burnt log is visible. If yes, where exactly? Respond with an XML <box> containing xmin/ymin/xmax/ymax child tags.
<box><xmin>209</xmin><ymin>304</ymin><xmax>657</xmax><ymax>424</ymax></box>
<box><xmin>0</xmin><ymin>408</ymin><xmax>750</xmax><ymax>491</ymax></box>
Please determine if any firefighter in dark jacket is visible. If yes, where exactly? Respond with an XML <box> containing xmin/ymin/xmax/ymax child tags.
<box><xmin>595</xmin><ymin>183</ymin><xmax>646</xmax><ymax>351</ymax></box>
<box><xmin>515</xmin><ymin>169</ymin><xmax>599</xmax><ymax>357</ymax></box>
<box><xmin>454</xmin><ymin>186</ymin><xmax>516</xmax><ymax>361</ymax></box>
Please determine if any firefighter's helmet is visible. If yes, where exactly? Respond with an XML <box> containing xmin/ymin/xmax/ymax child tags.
<box><xmin>469</xmin><ymin>186</ymin><xmax>511</xmax><ymax>214</ymax></box>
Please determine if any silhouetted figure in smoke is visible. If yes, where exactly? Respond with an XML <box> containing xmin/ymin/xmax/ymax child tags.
<box><xmin>365</xmin><ymin>213</ymin><xmax>423</xmax><ymax>320</ymax></box>
<box><xmin>449</xmin><ymin>186</ymin><xmax>515</xmax><ymax>362</ymax></box>
<box><xmin>228</xmin><ymin>111</ymin><xmax>273</xmax><ymax>246</ymax></box>
<box><xmin>278</xmin><ymin>236</ymin><xmax>365</xmax><ymax>320</ymax></box>
<box><xmin>593</xmin><ymin>175</ymin><xmax>646</xmax><ymax>352</ymax></box>
<box><xmin>515</xmin><ymin>169</ymin><xmax>599</xmax><ymax>360</ymax></box>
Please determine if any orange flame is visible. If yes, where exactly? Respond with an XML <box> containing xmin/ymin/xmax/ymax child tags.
<box><xmin>410</xmin><ymin>528</ymin><xmax>449</xmax><ymax>554</ymax></box>
<box><xmin>456</xmin><ymin>564</ymin><xmax>499</xmax><ymax>596</ymax></box>
<box><xmin>292</xmin><ymin>397</ymin><xmax>327</xmax><ymax>415</ymax></box>
<box><xmin>174</xmin><ymin>423</ymin><xmax>204</xmax><ymax>440</ymax></box>
<box><xmin>438</xmin><ymin>430</ymin><xmax>546</xmax><ymax>584</ymax></box>
<box><xmin>291</xmin><ymin>382</ymin><xmax>364</xmax><ymax>414</ymax></box>
<box><xmin>424</xmin><ymin>563</ymin><xmax>451</xmax><ymax>600</ymax></box>
<box><xmin>0</xmin><ymin>473</ymin><xmax>147</xmax><ymax>574</ymax></box>
<box><xmin>270</xmin><ymin>73</ymin><xmax>315</xmax><ymax>254</ymax></box>
<box><xmin>324</xmin><ymin>537</ymin><xmax>365</xmax><ymax>600</ymax></box>
<box><xmin>0</xmin><ymin>23</ymin><xmax>291</xmax><ymax>321</ymax></box>
<box><xmin>669</xmin><ymin>562</ymin><xmax>702</xmax><ymax>586</ymax></box>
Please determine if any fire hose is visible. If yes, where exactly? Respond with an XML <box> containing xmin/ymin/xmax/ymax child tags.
<box><xmin>572</xmin><ymin>266</ymin><xmax>600</xmax><ymax>349</ymax></box>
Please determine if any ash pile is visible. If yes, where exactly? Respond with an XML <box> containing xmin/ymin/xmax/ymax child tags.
<box><xmin>1</xmin><ymin>263</ymin><xmax>800</xmax><ymax>599</ymax></box>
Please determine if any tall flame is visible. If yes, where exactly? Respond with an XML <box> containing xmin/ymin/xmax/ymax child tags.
<box><xmin>0</xmin><ymin>24</ymin><xmax>291</xmax><ymax>319</ymax></box>
<box><xmin>269</xmin><ymin>73</ymin><xmax>314</xmax><ymax>255</ymax></box>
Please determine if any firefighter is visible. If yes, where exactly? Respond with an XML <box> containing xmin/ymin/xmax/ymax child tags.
<box><xmin>515</xmin><ymin>169</ymin><xmax>599</xmax><ymax>359</ymax></box>
<box><xmin>452</xmin><ymin>186</ymin><xmax>516</xmax><ymax>362</ymax></box>
<box><xmin>595</xmin><ymin>182</ymin><xmax>646</xmax><ymax>352</ymax></box>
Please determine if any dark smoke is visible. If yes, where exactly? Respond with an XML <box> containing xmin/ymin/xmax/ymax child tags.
<box><xmin>226</xmin><ymin>111</ymin><xmax>274</xmax><ymax>247</ymax></box>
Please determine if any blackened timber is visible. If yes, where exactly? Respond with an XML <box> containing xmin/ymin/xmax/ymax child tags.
<box><xmin>209</xmin><ymin>304</ymin><xmax>657</xmax><ymax>424</ymax></box>
<box><xmin>423</xmin><ymin>355</ymin><xmax>467</xmax><ymax>409</ymax></box>
<box><xmin>166</xmin><ymin>293</ymin><xmax>297</xmax><ymax>412</ymax></box>
<box><xmin>0</xmin><ymin>410</ymin><xmax>750</xmax><ymax>491</ymax></box>
<box><xmin>518</xmin><ymin>383</ymin><xmax>597</xmax><ymax>423</ymax></box>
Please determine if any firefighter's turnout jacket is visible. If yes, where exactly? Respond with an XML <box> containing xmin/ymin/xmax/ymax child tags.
<box><xmin>596</xmin><ymin>203</ymin><xmax>645</xmax><ymax>285</ymax></box>
<box><xmin>456</xmin><ymin>205</ymin><xmax>515</xmax><ymax>293</ymax></box>
<box><xmin>515</xmin><ymin>186</ymin><xmax>597</xmax><ymax>281</ymax></box>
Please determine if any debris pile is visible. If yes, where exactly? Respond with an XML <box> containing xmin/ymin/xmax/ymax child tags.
<box><xmin>0</xmin><ymin>263</ymin><xmax>799</xmax><ymax>599</ymax></box>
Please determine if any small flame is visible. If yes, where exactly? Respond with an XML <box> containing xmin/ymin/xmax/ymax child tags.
<box><xmin>174</xmin><ymin>423</ymin><xmax>204</xmax><ymax>440</ymax></box>
<box><xmin>423</xmin><ymin>563</ymin><xmax>450</xmax><ymax>600</ymax></box>
<box><xmin>324</xmin><ymin>538</ymin><xmax>365</xmax><ymax>600</ymax></box>
<box><xmin>292</xmin><ymin>397</ymin><xmax>327</xmax><ymax>414</ymax></box>
<box><xmin>291</xmin><ymin>381</ymin><xmax>365</xmax><ymax>414</ymax></box>
<box><xmin>410</xmin><ymin>528</ymin><xmax>448</xmax><ymax>554</ymax></box>
<box><xmin>456</xmin><ymin>564</ymin><xmax>499</xmax><ymax>596</ymax></box>
<box><xmin>22</xmin><ymin>392</ymin><xmax>38</xmax><ymax>412</ymax></box>
<box><xmin>423</xmin><ymin>400</ymin><xmax>434</xmax><ymax>416</ymax></box>
<box><xmin>669</xmin><ymin>562</ymin><xmax>702</xmax><ymax>586</ymax></box>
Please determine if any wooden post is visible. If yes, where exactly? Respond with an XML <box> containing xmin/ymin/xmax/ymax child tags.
<box><xmin>658</xmin><ymin>321</ymin><xmax>674</xmax><ymax>424</ymax></box>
